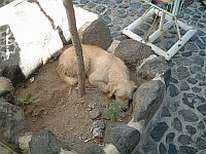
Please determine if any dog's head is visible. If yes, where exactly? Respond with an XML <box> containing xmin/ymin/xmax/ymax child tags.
<box><xmin>108</xmin><ymin>80</ymin><xmax>137</xmax><ymax>108</ymax></box>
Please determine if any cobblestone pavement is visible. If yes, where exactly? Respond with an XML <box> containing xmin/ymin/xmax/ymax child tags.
<box><xmin>73</xmin><ymin>0</ymin><xmax>206</xmax><ymax>153</ymax></box>
<box><xmin>0</xmin><ymin>0</ymin><xmax>206</xmax><ymax>153</ymax></box>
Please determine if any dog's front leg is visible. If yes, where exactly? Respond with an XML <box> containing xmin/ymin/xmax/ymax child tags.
<box><xmin>88</xmin><ymin>73</ymin><xmax>109</xmax><ymax>93</ymax></box>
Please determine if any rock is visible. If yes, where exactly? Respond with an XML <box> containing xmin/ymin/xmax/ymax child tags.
<box><xmin>89</xmin><ymin>109</ymin><xmax>101</xmax><ymax>120</ymax></box>
<box><xmin>79</xmin><ymin>18</ymin><xmax>112</xmax><ymax>50</ymax></box>
<box><xmin>179</xmin><ymin>146</ymin><xmax>198</xmax><ymax>154</ymax></box>
<box><xmin>29</xmin><ymin>130</ymin><xmax>62</xmax><ymax>154</ymax></box>
<box><xmin>18</xmin><ymin>133</ymin><xmax>32</xmax><ymax>153</ymax></box>
<box><xmin>179</xmin><ymin>81</ymin><xmax>190</xmax><ymax>91</ymax></box>
<box><xmin>59</xmin><ymin>148</ymin><xmax>78</xmax><ymax>154</ymax></box>
<box><xmin>107</xmin><ymin>40</ymin><xmax>120</xmax><ymax>53</ymax></box>
<box><xmin>182</xmin><ymin>93</ymin><xmax>195</xmax><ymax>108</ymax></box>
<box><xmin>197</xmin><ymin>104</ymin><xmax>206</xmax><ymax>115</ymax></box>
<box><xmin>178</xmin><ymin>109</ymin><xmax>199</xmax><ymax>122</ymax></box>
<box><xmin>0</xmin><ymin>77</ymin><xmax>14</xmax><ymax>103</ymax></box>
<box><xmin>197</xmin><ymin>121</ymin><xmax>205</xmax><ymax>130</ymax></box>
<box><xmin>178</xmin><ymin>135</ymin><xmax>193</xmax><ymax>145</ymax></box>
<box><xmin>141</xmin><ymin>137</ymin><xmax>158</xmax><ymax>154</ymax></box>
<box><xmin>91</xmin><ymin>120</ymin><xmax>105</xmax><ymax>138</ymax></box>
<box><xmin>103</xmin><ymin>144</ymin><xmax>119</xmax><ymax>154</ymax></box>
<box><xmin>84</xmin><ymin>144</ymin><xmax>105</xmax><ymax>154</ymax></box>
<box><xmin>0</xmin><ymin>77</ymin><xmax>13</xmax><ymax>95</ymax></box>
<box><xmin>190</xmin><ymin>65</ymin><xmax>202</xmax><ymax>74</ymax></box>
<box><xmin>109</xmin><ymin>125</ymin><xmax>140</xmax><ymax>154</ymax></box>
<box><xmin>196</xmin><ymin>137</ymin><xmax>206</xmax><ymax>150</ymax></box>
<box><xmin>168</xmin><ymin>144</ymin><xmax>177</xmax><ymax>154</ymax></box>
<box><xmin>176</xmin><ymin>66</ymin><xmax>190</xmax><ymax>80</ymax></box>
<box><xmin>150</xmin><ymin>122</ymin><xmax>169</xmax><ymax>142</ymax></box>
<box><xmin>168</xmin><ymin>84</ymin><xmax>180</xmax><ymax>97</ymax></box>
<box><xmin>113</xmin><ymin>39</ymin><xmax>153</xmax><ymax>70</ymax></box>
<box><xmin>192</xmin><ymin>87</ymin><xmax>201</xmax><ymax>93</ymax></box>
<box><xmin>187</xmin><ymin>78</ymin><xmax>198</xmax><ymax>84</ymax></box>
<box><xmin>136</xmin><ymin>55</ymin><xmax>171</xmax><ymax>85</ymax></box>
<box><xmin>132</xmin><ymin>79</ymin><xmax>166</xmax><ymax>126</ymax></box>
<box><xmin>159</xmin><ymin>143</ymin><xmax>167</xmax><ymax>154</ymax></box>
<box><xmin>161</xmin><ymin>106</ymin><xmax>171</xmax><ymax>117</ymax></box>
<box><xmin>186</xmin><ymin>125</ymin><xmax>196</xmax><ymax>135</ymax></box>
<box><xmin>0</xmin><ymin>98</ymin><xmax>27</xmax><ymax>146</ymax></box>
<box><xmin>166</xmin><ymin>132</ymin><xmax>175</xmax><ymax>143</ymax></box>
<box><xmin>193</xmin><ymin>56</ymin><xmax>204</xmax><ymax>66</ymax></box>
<box><xmin>172</xmin><ymin>117</ymin><xmax>182</xmax><ymax>131</ymax></box>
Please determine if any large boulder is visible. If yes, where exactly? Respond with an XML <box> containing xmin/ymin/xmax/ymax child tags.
<box><xmin>0</xmin><ymin>77</ymin><xmax>15</xmax><ymax>103</ymax></box>
<box><xmin>108</xmin><ymin>125</ymin><xmax>140</xmax><ymax>154</ymax></box>
<box><xmin>79</xmin><ymin>18</ymin><xmax>113</xmax><ymax>50</ymax></box>
<box><xmin>0</xmin><ymin>25</ymin><xmax>25</xmax><ymax>85</ymax></box>
<box><xmin>136</xmin><ymin>55</ymin><xmax>171</xmax><ymax>86</ymax></box>
<box><xmin>113</xmin><ymin>39</ymin><xmax>153</xmax><ymax>70</ymax></box>
<box><xmin>132</xmin><ymin>78</ymin><xmax>166</xmax><ymax>127</ymax></box>
<box><xmin>29</xmin><ymin>130</ymin><xmax>62</xmax><ymax>154</ymax></box>
<box><xmin>0</xmin><ymin>98</ymin><xmax>27</xmax><ymax>146</ymax></box>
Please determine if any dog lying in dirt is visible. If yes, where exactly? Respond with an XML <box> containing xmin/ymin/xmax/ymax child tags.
<box><xmin>57</xmin><ymin>44</ymin><xmax>136</xmax><ymax>105</ymax></box>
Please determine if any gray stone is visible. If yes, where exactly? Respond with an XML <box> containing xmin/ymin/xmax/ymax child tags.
<box><xmin>193</xmin><ymin>56</ymin><xmax>204</xmax><ymax>66</ymax></box>
<box><xmin>136</xmin><ymin>55</ymin><xmax>171</xmax><ymax>85</ymax></box>
<box><xmin>159</xmin><ymin>143</ymin><xmax>166</xmax><ymax>154</ymax></box>
<box><xmin>29</xmin><ymin>130</ymin><xmax>62</xmax><ymax>154</ymax></box>
<box><xmin>176</xmin><ymin>66</ymin><xmax>190</xmax><ymax>80</ymax></box>
<box><xmin>192</xmin><ymin>87</ymin><xmax>202</xmax><ymax>93</ymax></box>
<box><xmin>150</xmin><ymin>122</ymin><xmax>169</xmax><ymax>142</ymax></box>
<box><xmin>141</xmin><ymin>137</ymin><xmax>158</xmax><ymax>154</ymax></box>
<box><xmin>133</xmin><ymin>79</ymin><xmax>166</xmax><ymax>126</ymax></box>
<box><xmin>199</xmin><ymin>82</ymin><xmax>206</xmax><ymax>86</ymax></box>
<box><xmin>197</xmin><ymin>137</ymin><xmax>206</xmax><ymax>150</ymax></box>
<box><xmin>0</xmin><ymin>77</ymin><xmax>14</xmax><ymax>103</ymax></box>
<box><xmin>84</xmin><ymin>144</ymin><xmax>105</xmax><ymax>154</ymax></box>
<box><xmin>179</xmin><ymin>146</ymin><xmax>198</xmax><ymax>154</ymax></box>
<box><xmin>182</xmin><ymin>51</ymin><xmax>192</xmax><ymax>57</ymax></box>
<box><xmin>0</xmin><ymin>98</ymin><xmax>27</xmax><ymax>146</ymax></box>
<box><xmin>180</xmin><ymin>81</ymin><xmax>190</xmax><ymax>91</ymax></box>
<box><xmin>168</xmin><ymin>144</ymin><xmax>177</xmax><ymax>154</ymax></box>
<box><xmin>110</xmin><ymin>125</ymin><xmax>140</xmax><ymax>154</ymax></box>
<box><xmin>197</xmin><ymin>104</ymin><xmax>206</xmax><ymax>116</ymax></box>
<box><xmin>168</xmin><ymin>101</ymin><xmax>179</xmax><ymax>112</ymax></box>
<box><xmin>79</xmin><ymin>18</ymin><xmax>112</xmax><ymax>50</ymax></box>
<box><xmin>198</xmin><ymin>121</ymin><xmax>205</xmax><ymax>130</ymax></box>
<box><xmin>91</xmin><ymin>120</ymin><xmax>105</xmax><ymax>138</ymax></box>
<box><xmin>195</xmin><ymin>73</ymin><xmax>206</xmax><ymax>81</ymax></box>
<box><xmin>178</xmin><ymin>135</ymin><xmax>193</xmax><ymax>145</ymax></box>
<box><xmin>166</xmin><ymin>132</ymin><xmax>175</xmax><ymax>143</ymax></box>
<box><xmin>190</xmin><ymin>66</ymin><xmax>202</xmax><ymax>74</ymax></box>
<box><xmin>199</xmin><ymin>51</ymin><xmax>206</xmax><ymax>56</ymax></box>
<box><xmin>182</xmin><ymin>93</ymin><xmax>195</xmax><ymax>108</ymax></box>
<box><xmin>116</xmin><ymin>9</ymin><xmax>128</xmax><ymax>18</ymax></box>
<box><xmin>161</xmin><ymin>107</ymin><xmax>171</xmax><ymax>117</ymax></box>
<box><xmin>187</xmin><ymin>78</ymin><xmax>198</xmax><ymax>84</ymax></box>
<box><xmin>186</xmin><ymin>125</ymin><xmax>196</xmax><ymax>135</ymax></box>
<box><xmin>89</xmin><ymin>109</ymin><xmax>101</xmax><ymax>120</ymax></box>
<box><xmin>178</xmin><ymin>109</ymin><xmax>199</xmax><ymax>122</ymax></box>
<box><xmin>113</xmin><ymin>39</ymin><xmax>153</xmax><ymax>70</ymax></box>
<box><xmin>168</xmin><ymin>84</ymin><xmax>180</xmax><ymax>97</ymax></box>
<box><xmin>172</xmin><ymin>117</ymin><xmax>182</xmax><ymax>131</ymax></box>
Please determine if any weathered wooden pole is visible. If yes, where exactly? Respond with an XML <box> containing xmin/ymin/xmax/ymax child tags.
<box><xmin>63</xmin><ymin>0</ymin><xmax>86</xmax><ymax>97</ymax></box>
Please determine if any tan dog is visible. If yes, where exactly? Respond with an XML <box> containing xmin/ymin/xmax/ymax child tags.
<box><xmin>57</xmin><ymin>45</ymin><xmax>136</xmax><ymax>103</ymax></box>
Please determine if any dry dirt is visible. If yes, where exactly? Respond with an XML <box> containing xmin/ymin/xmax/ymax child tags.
<box><xmin>15</xmin><ymin>58</ymin><xmax>137</xmax><ymax>153</ymax></box>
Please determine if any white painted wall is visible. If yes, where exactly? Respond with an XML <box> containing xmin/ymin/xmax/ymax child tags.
<box><xmin>0</xmin><ymin>0</ymin><xmax>98</xmax><ymax>77</ymax></box>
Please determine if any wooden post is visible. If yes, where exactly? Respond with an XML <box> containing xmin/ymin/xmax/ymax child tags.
<box><xmin>63</xmin><ymin>0</ymin><xmax>86</xmax><ymax>97</ymax></box>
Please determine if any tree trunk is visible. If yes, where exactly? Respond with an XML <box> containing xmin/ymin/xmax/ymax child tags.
<box><xmin>63</xmin><ymin>0</ymin><xmax>86</xmax><ymax>97</ymax></box>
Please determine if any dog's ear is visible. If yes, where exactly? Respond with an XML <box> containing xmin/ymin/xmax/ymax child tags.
<box><xmin>107</xmin><ymin>82</ymin><xmax>117</xmax><ymax>98</ymax></box>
